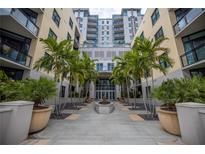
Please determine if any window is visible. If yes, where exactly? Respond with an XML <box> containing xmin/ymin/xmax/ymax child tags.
<box><xmin>159</xmin><ymin>53</ymin><xmax>171</xmax><ymax>68</ymax></box>
<box><xmin>52</xmin><ymin>9</ymin><xmax>60</xmax><ymax>27</ymax></box>
<box><xmin>108</xmin><ymin>63</ymin><xmax>114</xmax><ymax>71</ymax></box>
<box><xmin>102</xmin><ymin>37</ymin><xmax>104</xmax><ymax>41</ymax></box>
<box><xmin>107</xmin><ymin>20</ymin><xmax>109</xmax><ymax>24</ymax></box>
<box><xmin>129</xmin><ymin>29</ymin><xmax>132</xmax><ymax>33</ymax></box>
<box><xmin>102</xmin><ymin>31</ymin><xmax>104</xmax><ymax>35</ymax></box>
<box><xmin>107</xmin><ymin>31</ymin><xmax>109</xmax><ymax>35</ymax></box>
<box><xmin>175</xmin><ymin>8</ymin><xmax>191</xmax><ymax>22</ymax></box>
<box><xmin>129</xmin><ymin>23</ymin><xmax>132</xmax><ymax>27</ymax></box>
<box><xmin>69</xmin><ymin>17</ymin><xmax>73</xmax><ymax>29</ymax></box>
<box><xmin>151</xmin><ymin>8</ymin><xmax>160</xmax><ymax>25</ymax></box>
<box><xmin>96</xmin><ymin>63</ymin><xmax>103</xmax><ymax>71</ymax></box>
<box><xmin>140</xmin><ymin>31</ymin><xmax>144</xmax><ymax>39</ymax></box>
<box><xmin>48</xmin><ymin>28</ymin><xmax>57</xmax><ymax>40</ymax></box>
<box><xmin>102</xmin><ymin>26</ymin><xmax>104</xmax><ymax>30</ymax></box>
<box><xmin>67</xmin><ymin>32</ymin><xmax>71</xmax><ymax>40</ymax></box>
<box><xmin>60</xmin><ymin>86</ymin><xmax>66</xmax><ymax>97</ymax></box>
<box><xmin>154</xmin><ymin>27</ymin><xmax>164</xmax><ymax>40</ymax></box>
<box><xmin>107</xmin><ymin>26</ymin><xmax>109</xmax><ymax>30</ymax></box>
<box><xmin>102</xmin><ymin>20</ymin><xmax>104</xmax><ymax>24</ymax></box>
<box><xmin>107</xmin><ymin>37</ymin><xmax>109</xmax><ymax>40</ymax></box>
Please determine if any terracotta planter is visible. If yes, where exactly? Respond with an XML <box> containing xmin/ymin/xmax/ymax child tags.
<box><xmin>29</xmin><ymin>106</ymin><xmax>52</xmax><ymax>133</ymax></box>
<box><xmin>156</xmin><ymin>107</ymin><xmax>180</xmax><ymax>136</ymax></box>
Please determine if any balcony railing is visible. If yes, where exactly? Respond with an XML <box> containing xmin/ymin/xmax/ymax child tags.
<box><xmin>0</xmin><ymin>49</ymin><xmax>32</xmax><ymax>67</ymax></box>
<box><xmin>180</xmin><ymin>44</ymin><xmax>205</xmax><ymax>67</ymax></box>
<box><xmin>0</xmin><ymin>8</ymin><xmax>39</xmax><ymax>37</ymax></box>
<box><xmin>174</xmin><ymin>8</ymin><xmax>205</xmax><ymax>35</ymax></box>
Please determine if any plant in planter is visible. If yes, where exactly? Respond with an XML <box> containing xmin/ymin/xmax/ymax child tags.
<box><xmin>174</xmin><ymin>76</ymin><xmax>205</xmax><ymax>144</ymax></box>
<box><xmin>0</xmin><ymin>71</ymin><xmax>34</xmax><ymax>144</ymax></box>
<box><xmin>152</xmin><ymin>79</ymin><xmax>181</xmax><ymax>135</ymax></box>
<box><xmin>22</xmin><ymin>77</ymin><xmax>57</xmax><ymax>133</ymax></box>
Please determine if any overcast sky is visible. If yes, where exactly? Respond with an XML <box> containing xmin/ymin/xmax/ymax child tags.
<box><xmin>89</xmin><ymin>8</ymin><xmax>146</xmax><ymax>18</ymax></box>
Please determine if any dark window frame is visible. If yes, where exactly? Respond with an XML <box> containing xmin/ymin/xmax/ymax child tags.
<box><xmin>151</xmin><ymin>8</ymin><xmax>160</xmax><ymax>26</ymax></box>
<box><xmin>154</xmin><ymin>27</ymin><xmax>164</xmax><ymax>40</ymax></box>
<box><xmin>60</xmin><ymin>85</ymin><xmax>66</xmax><ymax>97</ymax></box>
<box><xmin>48</xmin><ymin>28</ymin><xmax>57</xmax><ymax>40</ymax></box>
<box><xmin>67</xmin><ymin>32</ymin><xmax>72</xmax><ymax>40</ymax></box>
<box><xmin>69</xmin><ymin>17</ymin><xmax>73</xmax><ymax>29</ymax></box>
<box><xmin>52</xmin><ymin>9</ymin><xmax>61</xmax><ymax>27</ymax></box>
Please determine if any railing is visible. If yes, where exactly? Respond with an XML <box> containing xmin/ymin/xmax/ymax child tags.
<box><xmin>0</xmin><ymin>48</ymin><xmax>32</xmax><ymax>67</ymax></box>
<box><xmin>174</xmin><ymin>8</ymin><xmax>205</xmax><ymax>35</ymax></box>
<box><xmin>0</xmin><ymin>8</ymin><xmax>39</xmax><ymax>37</ymax></box>
<box><xmin>180</xmin><ymin>44</ymin><xmax>205</xmax><ymax>67</ymax></box>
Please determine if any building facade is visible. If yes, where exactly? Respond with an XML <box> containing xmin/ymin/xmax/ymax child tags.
<box><xmin>74</xmin><ymin>8</ymin><xmax>143</xmax><ymax>100</ymax></box>
<box><xmin>0</xmin><ymin>8</ymin><xmax>84</xmax><ymax>101</ymax></box>
<box><xmin>133</xmin><ymin>8</ymin><xmax>205</xmax><ymax>98</ymax></box>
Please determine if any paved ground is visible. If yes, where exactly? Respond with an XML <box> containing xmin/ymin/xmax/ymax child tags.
<box><xmin>28</xmin><ymin>102</ymin><xmax>180</xmax><ymax>145</ymax></box>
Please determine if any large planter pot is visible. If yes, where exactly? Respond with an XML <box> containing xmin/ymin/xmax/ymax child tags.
<box><xmin>156</xmin><ymin>107</ymin><xmax>180</xmax><ymax>136</ymax></box>
<box><xmin>0</xmin><ymin>101</ymin><xmax>34</xmax><ymax>144</ymax></box>
<box><xmin>29</xmin><ymin>106</ymin><xmax>52</xmax><ymax>133</ymax></box>
<box><xmin>0</xmin><ymin>108</ymin><xmax>13</xmax><ymax>144</ymax></box>
<box><xmin>199</xmin><ymin>110</ymin><xmax>205</xmax><ymax>133</ymax></box>
<box><xmin>176</xmin><ymin>102</ymin><xmax>205</xmax><ymax>144</ymax></box>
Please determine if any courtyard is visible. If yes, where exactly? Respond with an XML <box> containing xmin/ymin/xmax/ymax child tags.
<box><xmin>22</xmin><ymin>102</ymin><xmax>180</xmax><ymax>145</ymax></box>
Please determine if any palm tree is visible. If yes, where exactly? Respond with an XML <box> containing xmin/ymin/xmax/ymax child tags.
<box><xmin>112</xmin><ymin>55</ymin><xmax>131</xmax><ymax>105</ymax></box>
<box><xmin>132</xmin><ymin>36</ymin><xmax>174</xmax><ymax>114</ymax></box>
<box><xmin>33</xmin><ymin>38</ymin><xmax>74</xmax><ymax>116</ymax></box>
<box><xmin>81</xmin><ymin>52</ymin><xmax>98</xmax><ymax>101</ymax></box>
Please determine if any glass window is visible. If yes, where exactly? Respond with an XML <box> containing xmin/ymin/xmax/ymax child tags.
<box><xmin>159</xmin><ymin>53</ymin><xmax>171</xmax><ymax>68</ymax></box>
<box><xmin>48</xmin><ymin>28</ymin><xmax>57</xmax><ymax>40</ymax></box>
<box><xmin>67</xmin><ymin>32</ymin><xmax>71</xmax><ymax>40</ymax></box>
<box><xmin>175</xmin><ymin>8</ymin><xmax>191</xmax><ymax>21</ymax></box>
<box><xmin>102</xmin><ymin>31</ymin><xmax>104</xmax><ymax>35</ymax></box>
<box><xmin>107</xmin><ymin>20</ymin><xmax>109</xmax><ymax>24</ymax></box>
<box><xmin>140</xmin><ymin>31</ymin><xmax>144</xmax><ymax>39</ymax></box>
<box><xmin>96</xmin><ymin>63</ymin><xmax>103</xmax><ymax>71</ymax></box>
<box><xmin>52</xmin><ymin>9</ymin><xmax>61</xmax><ymax>27</ymax></box>
<box><xmin>102</xmin><ymin>20</ymin><xmax>104</xmax><ymax>24</ymax></box>
<box><xmin>107</xmin><ymin>26</ymin><xmax>109</xmax><ymax>30</ymax></box>
<box><xmin>102</xmin><ymin>26</ymin><xmax>104</xmax><ymax>30</ymax></box>
<box><xmin>154</xmin><ymin>27</ymin><xmax>164</xmax><ymax>40</ymax></box>
<box><xmin>107</xmin><ymin>31</ymin><xmax>109</xmax><ymax>35</ymax></box>
<box><xmin>108</xmin><ymin>63</ymin><xmax>114</xmax><ymax>71</ymax></box>
<box><xmin>69</xmin><ymin>17</ymin><xmax>73</xmax><ymax>29</ymax></box>
<box><xmin>151</xmin><ymin>8</ymin><xmax>160</xmax><ymax>25</ymax></box>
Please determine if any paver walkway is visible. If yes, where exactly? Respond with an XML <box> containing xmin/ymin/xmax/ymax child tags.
<box><xmin>29</xmin><ymin>102</ymin><xmax>180</xmax><ymax>145</ymax></box>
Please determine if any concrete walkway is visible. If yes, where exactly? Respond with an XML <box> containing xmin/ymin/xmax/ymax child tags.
<box><xmin>29</xmin><ymin>102</ymin><xmax>180</xmax><ymax>145</ymax></box>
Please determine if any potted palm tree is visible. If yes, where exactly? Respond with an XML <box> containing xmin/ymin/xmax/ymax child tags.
<box><xmin>22</xmin><ymin>77</ymin><xmax>57</xmax><ymax>133</ymax></box>
<box><xmin>152</xmin><ymin>79</ymin><xmax>180</xmax><ymax>136</ymax></box>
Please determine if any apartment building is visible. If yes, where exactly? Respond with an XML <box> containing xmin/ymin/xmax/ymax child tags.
<box><xmin>0</xmin><ymin>8</ymin><xmax>83</xmax><ymax>100</ymax></box>
<box><xmin>133</xmin><ymin>8</ymin><xmax>205</xmax><ymax>98</ymax></box>
<box><xmin>73</xmin><ymin>8</ymin><xmax>143</xmax><ymax>100</ymax></box>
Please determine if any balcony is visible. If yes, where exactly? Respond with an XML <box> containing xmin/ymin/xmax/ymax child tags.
<box><xmin>0</xmin><ymin>8</ymin><xmax>39</xmax><ymax>38</ymax></box>
<box><xmin>87</xmin><ymin>28</ymin><xmax>97</xmax><ymax>33</ymax></box>
<box><xmin>173</xmin><ymin>8</ymin><xmax>205</xmax><ymax>37</ymax></box>
<box><xmin>87</xmin><ymin>33</ymin><xmax>97</xmax><ymax>39</ymax></box>
<box><xmin>0</xmin><ymin>48</ymin><xmax>32</xmax><ymax>68</ymax></box>
<box><xmin>181</xmin><ymin>44</ymin><xmax>205</xmax><ymax>68</ymax></box>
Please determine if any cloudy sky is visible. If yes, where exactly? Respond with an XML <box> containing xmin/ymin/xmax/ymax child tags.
<box><xmin>89</xmin><ymin>8</ymin><xmax>146</xmax><ymax>18</ymax></box>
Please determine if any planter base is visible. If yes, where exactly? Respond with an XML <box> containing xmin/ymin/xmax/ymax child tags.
<box><xmin>157</xmin><ymin>107</ymin><xmax>180</xmax><ymax>136</ymax></box>
<box><xmin>29</xmin><ymin>106</ymin><xmax>52</xmax><ymax>133</ymax></box>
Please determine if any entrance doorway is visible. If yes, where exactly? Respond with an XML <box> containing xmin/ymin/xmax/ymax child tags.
<box><xmin>95</xmin><ymin>78</ymin><xmax>115</xmax><ymax>100</ymax></box>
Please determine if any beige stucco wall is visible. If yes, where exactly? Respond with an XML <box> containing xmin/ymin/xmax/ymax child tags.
<box><xmin>132</xmin><ymin>8</ymin><xmax>183</xmax><ymax>82</ymax></box>
<box><xmin>28</xmin><ymin>8</ymin><xmax>84</xmax><ymax>78</ymax></box>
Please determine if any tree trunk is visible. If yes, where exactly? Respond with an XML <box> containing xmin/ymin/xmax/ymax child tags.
<box><xmin>134</xmin><ymin>79</ymin><xmax>137</xmax><ymax>109</ymax></box>
<box><xmin>126</xmin><ymin>77</ymin><xmax>130</xmax><ymax>105</ymax></box>
<box><xmin>143</xmin><ymin>76</ymin><xmax>149</xmax><ymax>112</ymax></box>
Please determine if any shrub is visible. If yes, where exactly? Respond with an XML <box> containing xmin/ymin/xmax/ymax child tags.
<box><xmin>152</xmin><ymin>76</ymin><xmax>205</xmax><ymax>110</ymax></box>
<box><xmin>22</xmin><ymin>77</ymin><xmax>57</xmax><ymax>106</ymax></box>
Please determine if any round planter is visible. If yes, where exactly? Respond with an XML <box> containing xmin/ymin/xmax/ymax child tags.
<box><xmin>95</xmin><ymin>102</ymin><xmax>114</xmax><ymax>114</ymax></box>
<box><xmin>29</xmin><ymin>106</ymin><xmax>52</xmax><ymax>133</ymax></box>
<box><xmin>176</xmin><ymin>102</ymin><xmax>205</xmax><ymax>144</ymax></box>
<box><xmin>156</xmin><ymin>107</ymin><xmax>180</xmax><ymax>136</ymax></box>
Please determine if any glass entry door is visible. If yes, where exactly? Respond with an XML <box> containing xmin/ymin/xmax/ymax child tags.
<box><xmin>96</xmin><ymin>78</ymin><xmax>115</xmax><ymax>100</ymax></box>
